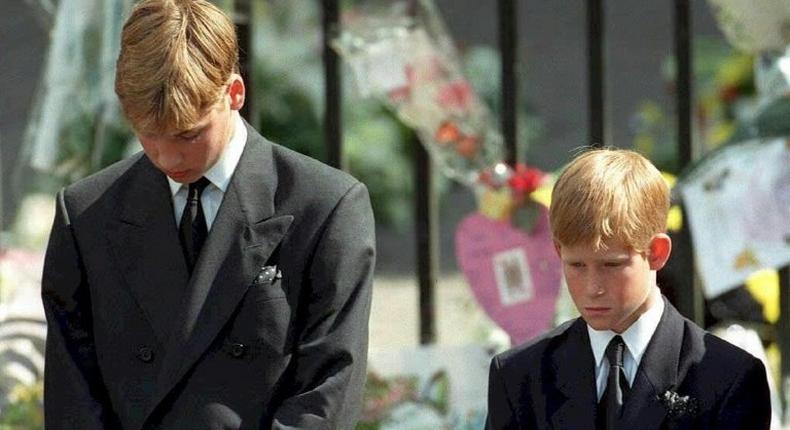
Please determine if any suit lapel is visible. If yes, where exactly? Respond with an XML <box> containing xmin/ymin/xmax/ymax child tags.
<box><xmin>550</xmin><ymin>318</ymin><xmax>598</xmax><ymax>429</ymax></box>
<box><xmin>106</xmin><ymin>156</ymin><xmax>189</xmax><ymax>345</ymax></box>
<box><xmin>620</xmin><ymin>298</ymin><xmax>687</xmax><ymax>430</ymax></box>
<box><xmin>145</xmin><ymin>124</ymin><xmax>294</xmax><ymax>421</ymax></box>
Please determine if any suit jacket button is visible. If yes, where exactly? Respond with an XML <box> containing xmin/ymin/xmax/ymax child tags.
<box><xmin>137</xmin><ymin>346</ymin><xmax>154</xmax><ymax>363</ymax></box>
<box><xmin>230</xmin><ymin>343</ymin><xmax>246</xmax><ymax>358</ymax></box>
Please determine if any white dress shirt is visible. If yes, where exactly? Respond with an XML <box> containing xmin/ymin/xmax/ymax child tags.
<box><xmin>168</xmin><ymin>111</ymin><xmax>247</xmax><ymax>230</ymax></box>
<box><xmin>587</xmin><ymin>288</ymin><xmax>665</xmax><ymax>400</ymax></box>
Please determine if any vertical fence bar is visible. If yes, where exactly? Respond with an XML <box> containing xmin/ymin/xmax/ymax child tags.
<box><xmin>587</xmin><ymin>0</ymin><xmax>604</xmax><ymax>147</ymax></box>
<box><xmin>323</xmin><ymin>0</ymin><xmax>344</xmax><ymax>170</ymax></box>
<box><xmin>673</xmin><ymin>0</ymin><xmax>703</xmax><ymax>325</ymax></box>
<box><xmin>0</xmin><ymin>137</ymin><xmax>3</xmax><ymax>232</ymax></box>
<box><xmin>499</xmin><ymin>0</ymin><xmax>518</xmax><ymax>165</ymax></box>
<box><xmin>415</xmin><ymin>134</ymin><xmax>438</xmax><ymax>345</ymax></box>
<box><xmin>406</xmin><ymin>0</ymin><xmax>437</xmax><ymax>345</ymax></box>
<box><xmin>235</xmin><ymin>0</ymin><xmax>253</xmax><ymax>123</ymax></box>
<box><xmin>674</xmin><ymin>0</ymin><xmax>693</xmax><ymax>165</ymax></box>
<box><xmin>0</xmin><ymin>138</ymin><xmax>4</xmax><ymax>247</ymax></box>
<box><xmin>780</xmin><ymin>261</ymin><xmax>790</xmax><ymax>414</ymax></box>
<box><xmin>780</xmin><ymin>266</ymin><xmax>790</xmax><ymax>413</ymax></box>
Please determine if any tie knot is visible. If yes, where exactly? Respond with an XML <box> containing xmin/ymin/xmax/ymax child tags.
<box><xmin>188</xmin><ymin>177</ymin><xmax>211</xmax><ymax>197</ymax></box>
<box><xmin>605</xmin><ymin>335</ymin><xmax>626</xmax><ymax>367</ymax></box>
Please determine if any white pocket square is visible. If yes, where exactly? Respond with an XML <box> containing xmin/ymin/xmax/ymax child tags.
<box><xmin>253</xmin><ymin>265</ymin><xmax>282</xmax><ymax>285</ymax></box>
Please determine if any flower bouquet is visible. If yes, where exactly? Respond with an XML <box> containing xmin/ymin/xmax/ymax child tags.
<box><xmin>332</xmin><ymin>0</ymin><xmax>503</xmax><ymax>186</ymax></box>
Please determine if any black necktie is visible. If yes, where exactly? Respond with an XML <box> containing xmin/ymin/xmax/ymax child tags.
<box><xmin>178</xmin><ymin>177</ymin><xmax>211</xmax><ymax>273</ymax></box>
<box><xmin>597</xmin><ymin>335</ymin><xmax>630</xmax><ymax>430</ymax></box>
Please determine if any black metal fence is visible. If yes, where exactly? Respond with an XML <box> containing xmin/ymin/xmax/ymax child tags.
<box><xmin>235</xmin><ymin>0</ymin><xmax>790</xmax><ymax>406</ymax></box>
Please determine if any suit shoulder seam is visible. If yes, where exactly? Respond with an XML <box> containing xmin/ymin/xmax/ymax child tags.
<box><xmin>58</xmin><ymin>188</ymin><xmax>71</xmax><ymax>225</ymax></box>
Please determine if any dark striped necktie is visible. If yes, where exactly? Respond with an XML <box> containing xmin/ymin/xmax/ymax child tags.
<box><xmin>597</xmin><ymin>335</ymin><xmax>630</xmax><ymax>430</ymax></box>
<box><xmin>178</xmin><ymin>177</ymin><xmax>211</xmax><ymax>273</ymax></box>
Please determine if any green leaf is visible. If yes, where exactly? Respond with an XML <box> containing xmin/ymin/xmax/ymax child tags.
<box><xmin>511</xmin><ymin>202</ymin><xmax>540</xmax><ymax>234</ymax></box>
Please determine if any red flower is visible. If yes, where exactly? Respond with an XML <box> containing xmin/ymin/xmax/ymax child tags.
<box><xmin>508</xmin><ymin>164</ymin><xmax>544</xmax><ymax>195</ymax></box>
<box><xmin>455</xmin><ymin>135</ymin><xmax>479</xmax><ymax>159</ymax></box>
<box><xmin>719</xmin><ymin>85</ymin><xmax>740</xmax><ymax>104</ymax></box>
<box><xmin>437</xmin><ymin>80</ymin><xmax>472</xmax><ymax>111</ymax></box>
<box><xmin>435</xmin><ymin>121</ymin><xmax>462</xmax><ymax>145</ymax></box>
<box><xmin>388</xmin><ymin>86</ymin><xmax>410</xmax><ymax>102</ymax></box>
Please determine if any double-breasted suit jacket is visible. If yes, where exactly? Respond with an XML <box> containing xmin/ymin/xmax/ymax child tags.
<box><xmin>486</xmin><ymin>298</ymin><xmax>771</xmax><ymax>430</ymax></box>
<box><xmin>41</xmin><ymin>123</ymin><xmax>376</xmax><ymax>429</ymax></box>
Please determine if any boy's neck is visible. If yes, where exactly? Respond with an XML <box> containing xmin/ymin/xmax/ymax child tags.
<box><xmin>612</xmin><ymin>285</ymin><xmax>661</xmax><ymax>334</ymax></box>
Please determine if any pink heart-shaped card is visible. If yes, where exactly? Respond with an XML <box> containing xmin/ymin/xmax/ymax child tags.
<box><xmin>455</xmin><ymin>206</ymin><xmax>562</xmax><ymax>345</ymax></box>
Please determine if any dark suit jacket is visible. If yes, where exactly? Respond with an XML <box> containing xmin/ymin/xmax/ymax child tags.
<box><xmin>486</xmin><ymin>297</ymin><xmax>771</xmax><ymax>429</ymax></box>
<box><xmin>41</xmin><ymin>122</ymin><xmax>376</xmax><ymax>429</ymax></box>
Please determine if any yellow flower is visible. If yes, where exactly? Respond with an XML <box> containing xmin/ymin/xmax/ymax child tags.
<box><xmin>746</xmin><ymin>269</ymin><xmax>779</xmax><ymax>324</ymax></box>
<box><xmin>715</xmin><ymin>54</ymin><xmax>754</xmax><ymax>87</ymax></box>
<box><xmin>478</xmin><ymin>188</ymin><xmax>514</xmax><ymax>221</ymax></box>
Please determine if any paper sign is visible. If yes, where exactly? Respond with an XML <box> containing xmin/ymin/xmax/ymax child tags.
<box><xmin>492</xmin><ymin>248</ymin><xmax>534</xmax><ymax>305</ymax></box>
<box><xmin>679</xmin><ymin>138</ymin><xmax>790</xmax><ymax>297</ymax></box>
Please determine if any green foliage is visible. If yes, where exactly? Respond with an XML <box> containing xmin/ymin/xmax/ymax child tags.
<box><xmin>357</xmin><ymin>370</ymin><xmax>452</xmax><ymax>429</ymax></box>
<box><xmin>252</xmin><ymin>0</ymin><xmax>419</xmax><ymax>228</ymax></box>
<box><xmin>255</xmin><ymin>65</ymin><xmax>327</xmax><ymax>162</ymax></box>
<box><xmin>729</xmin><ymin>96</ymin><xmax>790</xmax><ymax>142</ymax></box>
<box><xmin>462</xmin><ymin>46</ymin><xmax>545</xmax><ymax>162</ymax></box>
<box><xmin>0</xmin><ymin>382</ymin><xmax>44</xmax><ymax>430</ymax></box>
<box><xmin>358</xmin><ymin>372</ymin><xmax>420</xmax><ymax>429</ymax></box>
<box><xmin>254</xmin><ymin>53</ymin><xmax>418</xmax><ymax>226</ymax></box>
<box><xmin>52</xmin><ymin>110</ymin><xmax>133</xmax><ymax>184</ymax></box>
<box><xmin>632</xmin><ymin>100</ymin><xmax>680</xmax><ymax>173</ymax></box>
<box><xmin>632</xmin><ymin>37</ymin><xmax>756</xmax><ymax>173</ymax></box>
<box><xmin>345</xmin><ymin>106</ymin><xmax>417</xmax><ymax>227</ymax></box>
<box><xmin>253</xmin><ymin>52</ymin><xmax>417</xmax><ymax>226</ymax></box>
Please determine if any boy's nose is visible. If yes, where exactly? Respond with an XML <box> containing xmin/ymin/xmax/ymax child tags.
<box><xmin>156</xmin><ymin>143</ymin><xmax>184</xmax><ymax>170</ymax></box>
<box><xmin>587</xmin><ymin>277</ymin><xmax>604</xmax><ymax>296</ymax></box>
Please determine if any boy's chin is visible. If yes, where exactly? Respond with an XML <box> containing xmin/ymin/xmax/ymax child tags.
<box><xmin>583</xmin><ymin>314</ymin><xmax>630</xmax><ymax>333</ymax></box>
<box><xmin>584</xmin><ymin>319</ymin><xmax>615</xmax><ymax>332</ymax></box>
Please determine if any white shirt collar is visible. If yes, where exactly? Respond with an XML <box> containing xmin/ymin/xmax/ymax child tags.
<box><xmin>587</xmin><ymin>288</ymin><xmax>665</xmax><ymax>369</ymax></box>
<box><xmin>167</xmin><ymin>111</ymin><xmax>247</xmax><ymax>195</ymax></box>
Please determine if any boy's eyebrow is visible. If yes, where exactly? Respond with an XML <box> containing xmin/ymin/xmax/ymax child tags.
<box><xmin>599</xmin><ymin>255</ymin><xmax>630</xmax><ymax>262</ymax></box>
<box><xmin>561</xmin><ymin>255</ymin><xmax>629</xmax><ymax>263</ymax></box>
<box><xmin>176</xmin><ymin>125</ymin><xmax>207</xmax><ymax>137</ymax></box>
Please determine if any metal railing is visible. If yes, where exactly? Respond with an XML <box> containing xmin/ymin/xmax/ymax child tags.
<box><xmin>234</xmin><ymin>0</ymin><xmax>790</xmax><ymax>406</ymax></box>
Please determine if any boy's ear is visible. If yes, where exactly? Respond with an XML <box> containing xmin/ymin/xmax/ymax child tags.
<box><xmin>553</xmin><ymin>240</ymin><xmax>562</xmax><ymax>258</ymax></box>
<box><xmin>228</xmin><ymin>73</ymin><xmax>245</xmax><ymax>111</ymax></box>
<box><xmin>647</xmin><ymin>233</ymin><xmax>672</xmax><ymax>271</ymax></box>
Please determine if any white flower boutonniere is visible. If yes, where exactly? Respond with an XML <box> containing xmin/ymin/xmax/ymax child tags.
<box><xmin>657</xmin><ymin>389</ymin><xmax>699</xmax><ymax>418</ymax></box>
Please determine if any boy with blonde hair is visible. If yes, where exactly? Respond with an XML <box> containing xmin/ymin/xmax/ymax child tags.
<box><xmin>41</xmin><ymin>1</ymin><xmax>375</xmax><ymax>428</ymax></box>
<box><xmin>486</xmin><ymin>148</ymin><xmax>770</xmax><ymax>429</ymax></box>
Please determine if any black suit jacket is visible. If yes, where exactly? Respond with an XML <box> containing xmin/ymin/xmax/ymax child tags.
<box><xmin>486</xmin><ymin>297</ymin><xmax>771</xmax><ymax>429</ymax></box>
<box><xmin>41</xmin><ymin>122</ymin><xmax>376</xmax><ymax>429</ymax></box>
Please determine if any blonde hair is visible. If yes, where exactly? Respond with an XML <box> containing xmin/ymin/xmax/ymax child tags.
<box><xmin>115</xmin><ymin>0</ymin><xmax>239</xmax><ymax>134</ymax></box>
<box><xmin>549</xmin><ymin>148</ymin><xmax>670</xmax><ymax>252</ymax></box>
